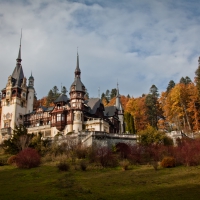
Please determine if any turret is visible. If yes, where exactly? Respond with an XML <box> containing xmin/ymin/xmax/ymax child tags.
<box><xmin>115</xmin><ymin>83</ymin><xmax>124</xmax><ymax>133</ymax></box>
<box><xmin>69</xmin><ymin>52</ymin><xmax>86</xmax><ymax>132</ymax></box>
<box><xmin>26</xmin><ymin>73</ymin><xmax>35</xmax><ymax>113</ymax></box>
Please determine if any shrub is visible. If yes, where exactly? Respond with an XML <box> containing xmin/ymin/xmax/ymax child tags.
<box><xmin>96</xmin><ymin>147</ymin><xmax>118</xmax><ymax>167</ymax></box>
<box><xmin>161</xmin><ymin>157</ymin><xmax>175</xmax><ymax>168</ymax></box>
<box><xmin>57</xmin><ymin>161</ymin><xmax>70</xmax><ymax>171</ymax></box>
<box><xmin>173</xmin><ymin>138</ymin><xmax>200</xmax><ymax>166</ymax></box>
<box><xmin>119</xmin><ymin>160</ymin><xmax>130</xmax><ymax>171</ymax></box>
<box><xmin>0</xmin><ymin>158</ymin><xmax>7</xmax><ymax>166</ymax></box>
<box><xmin>76</xmin><ymin>147</ymin><xmax>88</xmax><ymax>159</ymax></box>
<box><xmin>7</xmin><ymin>155</ymin><xmax>17</xmax><ymax>165</ymax></box>
<box><xmin>15</xmin><ymin>148</ymin><xmax>41</xmax><ymax>169</ymax></box>
<box><xmin>116</xmin><ymin>143</ymin><xmax>131</xmax><ymax>159</ymax></box>
<box><xmin>152</xmin><ymin>161</ymin><xmax>159</xmax><ymax>171</ymax></box>
<box><xmin>80</xmin><ymin>160</ymin><xmax>87</xmax><ymax>171</ymax></box>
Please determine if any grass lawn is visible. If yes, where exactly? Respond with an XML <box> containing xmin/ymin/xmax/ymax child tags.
<box><xmin>1</xmin><ymin>162</ymin><xmax>200</xmax><ymax>200</ymax></box>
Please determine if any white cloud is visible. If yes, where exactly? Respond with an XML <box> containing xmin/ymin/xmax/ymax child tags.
<box><xmin>0</xmin><ymin>0</ymin><xmax>200</xmax><ymax>99</ymax></box>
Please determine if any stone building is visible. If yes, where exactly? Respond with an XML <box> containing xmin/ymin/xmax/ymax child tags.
<box><xmin>0</xmin><ymin>39</ymin><xmax>124</xmax><ymax>143</ymax></box>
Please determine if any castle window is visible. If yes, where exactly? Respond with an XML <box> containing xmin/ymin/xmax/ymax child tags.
<box><xmin>57</xmin><ymin>114</ymin><xmax>61</xmax><ymax>121</ymax></box>
<box><xmin>12</xmin><ymin>90</ymin><xmax>16</xmax><ymax>96</ymax></box>
<box><xmin>4</xmin><ymin>122</ymin><xmax>9</xmax><ymax>128</ymax></box>
<box><xmin>21</xmin><ymin>102</ymin><xmax>24</xmax><ymax>107</ymax></box>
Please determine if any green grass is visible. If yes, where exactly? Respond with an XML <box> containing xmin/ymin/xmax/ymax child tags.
<box><xmin>1</xmin><ymin>163</ymin><xmax>200</xmax><ymax>200</ymax></box>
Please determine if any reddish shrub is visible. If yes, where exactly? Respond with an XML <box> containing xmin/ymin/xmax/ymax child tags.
<box><xmin>128</xmin><ymin>145</ymin><xmax>144</xmax><ymax>164</ymax></box>
<box><xmin>161</xmin><ymin>157</ymin><xmax>175</xmax><ymax>168</ymax></box>
<box><xmin>96</xmin><ymin>147</ymin><xmax>118</xmax><ymax>167</ymax></box>
<box><xmin>116</xmin><ymin>143</ymin><xmax>131</xmax><ymax>159</ymax></box>
<box><xmin>15</xmin><ymin>148</ymin><xmax>41</xmax><ymax>169</ymax></box>
<box><xmin>7</xmin><ymin>155</ymin><xmax>17</xmax><ymax>165</ymax></box>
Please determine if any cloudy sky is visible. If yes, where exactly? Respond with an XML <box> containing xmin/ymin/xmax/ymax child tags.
<box><xmin>0</xmin><ymin>0</ymin><xmax>200</xmax><ymax>99</ymax></box>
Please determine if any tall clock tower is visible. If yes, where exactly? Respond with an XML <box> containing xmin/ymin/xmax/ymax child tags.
<box><xmin>69</xmin><ymin>53</ymin><xmax>86</xmax><ymax>132</ymax></box>
<box><xmin>0</xmin><ymin>38</ymin><xmax>34</xmax><ymax>141</ymax></box>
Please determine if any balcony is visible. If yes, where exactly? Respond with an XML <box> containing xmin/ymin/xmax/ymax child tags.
<box><xmin>27</xmin><ymin>125</ymin><xmax>51</xmax><ymax>132</ymax></box>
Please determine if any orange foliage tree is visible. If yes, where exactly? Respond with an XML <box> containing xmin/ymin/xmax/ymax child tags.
<box><xmin>126</xmin><ymin>96</ymin><xmax>148</xmax><ymax>132</ymax></box>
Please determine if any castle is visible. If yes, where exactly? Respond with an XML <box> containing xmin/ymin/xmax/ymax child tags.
<box><xmin>0</xmin><ymin>39</ymin><xmax>124</xmax><ymax>143</ymax></box>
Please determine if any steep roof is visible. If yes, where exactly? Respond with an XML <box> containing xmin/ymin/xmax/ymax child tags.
<box><xmin>70</xmin><ymin>53</ymin><xmax>85</xmax><ymax>92</ymax></box>
<box><xmin>71</xmin><ymin>77</ymin><xmax>85</xmax><ymax>92</ymax></box>
<box><xmin>104</xmin><ymin>106</ymin><xmax>117</xmax><ymax>117</ymax></box>
<box><xmin>86</xmin><ymin>98</ymin><xmax>102</xmax><ymax>114</ymax></box>
<box><xmin>11</xmin><ymin>35</ymin><xmax>24</xmax><ymax>87</ymax></box>
<box><xmin>54</xmin><ymin>93</ymin><xmax>69</xmax><ymax>103</ymax></box>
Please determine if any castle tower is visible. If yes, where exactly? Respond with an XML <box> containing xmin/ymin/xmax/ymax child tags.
<box><xmin>69</xmin><ymin>52</ymin><xmax>86</xmax><ymax>132</ymax></box>
<box><xmin>26</xmin><ymin>72</ymin><xmax>35</xmax><ymax>113</ymax></box>
<box><xmin>115</xmin><ymin>83</ymin><xmax>124</xmax><ymax>133</ymax></box>
<box><xmin>0</xmin><ymin>34</ymin><xmax>31</xmax><ymax>140</ymax></box>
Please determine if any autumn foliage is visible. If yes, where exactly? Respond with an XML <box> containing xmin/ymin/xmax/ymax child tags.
<box><xmin>15</xmin><ymin>148</ymin><xmax>41</xmax><ymax>168</ymax></box>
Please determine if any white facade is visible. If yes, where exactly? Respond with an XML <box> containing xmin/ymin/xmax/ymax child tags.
<box><xmin>84</xmin><ymin>119</ymin><xmax>109</xmax><ymax>132</ymax></box>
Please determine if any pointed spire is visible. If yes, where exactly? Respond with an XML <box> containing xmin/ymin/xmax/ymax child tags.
<box><xmin>116</xmin><ymin>82</ymin><xmax>119</xmax><ymax>97</ymax></box>
<box><xmin>75</xmin><ymin>49</ymin><xmax>81</xmax><ymax>77</ymax></box>
<box><xmin>17</xmin><ymin>29</ymin><xmax>22</xmax><ymax>62</ymax></box>
<box><xmin>198</xmin><ymin>56</ymin><xmax>200</xmax><ymax>67</ymax></box>
<box><xmin>116</xmin><ymin>82</ymin><xmax>123</xmax><ymax>113</ymax></box>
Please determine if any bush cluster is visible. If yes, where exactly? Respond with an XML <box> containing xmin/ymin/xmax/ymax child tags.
<box><xmin>7</xmin><ymin>155</ymin><xmax>17</xmax><ymax>165</ymax></box>
<box><xmin>161</xmin><ymin>157</ymin><xmax>175</xmax><ymax>168</ymax></box>
<box><xmin>57</xmin><ymin>161</ymin><xmax>70</xmax><ymax>171</ymax></box>
<box><xmin>15</xmin><ymin>148</ymin><xmax>41</xmax><ymax>169</ymax></box>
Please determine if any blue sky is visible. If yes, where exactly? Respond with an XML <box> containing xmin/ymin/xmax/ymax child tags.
<box><xmin>0</xmin><ymin>0</ymin><xmax>200</xmax><ymax>99</ymax></box>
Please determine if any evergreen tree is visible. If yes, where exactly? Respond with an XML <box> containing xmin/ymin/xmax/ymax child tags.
<box><xmin>110</xmin><ymin>88</ymin><xmax>117</xmax><ymax>99</ymax></box>
<box><xmin>180</xmin><ymin>76</ymin><xmax>192</xmax><ymax>85</ymax></box>
<box><xmin>180</xmin><ymin>77</ymin><xmax>186</xmax><ymax>84</ymax></box>
<box><xmin>185</xmin><ymin>76</ymin><xmax>192</xmax><ymax>84</ymax></box>
<box><xmin>52</xmin><ymin>86</ymin><xmax>59</xmax><ymax>95</ymax></box>
<box><xmin>101</xmin><ymin>92</ymin><xmax>105</xmax><ymax>99</ymax></box>
<box><xmin>166</xmin><ymin>80</ymin><xmax>175</xmax><ymax>93</ymax></box>
<box><xmin>124</xmin><ymin>112</ymin><xmax>135</xmax><ymax>134</ymax></box>
<box><xmin>127</xmin><ymin>94</ymin><xmax>130</xmax><ymax>98</ymax></box>
<box><xmin>46</xmin><ymin>89</ymin><xmax>54</xmax><ymax>106</ymax></box>
<box><xmin>105</xmin><ymin>89</ymin><xmax>110</xmax><ymax>101</ymax></box>
<box><xmin>61</xmin><ymin>86</ymin><xmax>67</xmax><ymax>94</ymax></box>
<box><xmin>145</xmin><ymin>85</ymin><xmax>159</xmax><ymax>129</ymax></box>
<box><xmin>2</xmin><ymin>125</ymin><xmax>33</xmax><ymax>154</ymax></box>
<box><xmin>195</xmin><ymin>60</ymin><xmax>200</xmax><ymax>100</ymax></box>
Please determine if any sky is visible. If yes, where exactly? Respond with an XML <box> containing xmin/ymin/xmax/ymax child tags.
<box><xmin>0</xmin><ymin>0</ymin><xmax>200</xmax><ymax>99</ymax></box>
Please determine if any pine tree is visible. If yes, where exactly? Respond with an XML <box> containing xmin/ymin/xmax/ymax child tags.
<box><xmin>166</xmin><ymin>80</ymin><xmax>175</xmax><ymax>93</ymax></box>
<box><xmin>124</xmin><ymin>112</ymin><xmax>135</xmax><ymax>134</ymax></box>
<box><xmin>145</xmin><ymin>85</ymin><xmax>159</xmax><ymax>129</ymax></box>
<box><xmin>105</xmin><ymin>89</ymin><xmax>110</xmax><ymax>101</ymax></box>
<box><xmin>195</xmin><ymin>58</ymin><xmax>200</xmax><ymax>100</ymax></box>
<box><xmin>46</xmin><ymin>89</ymin><xmax>54</xmax><ymax>106</ymax></box>
<box><xmin>61</xmin><ymin>86</ymin><xmax>67</xmax><ymax>94</ymax></box>
<box><xmin>110</xmin><ymin>88</ymin><xmax>117</xmax><ymax>99</ymax></box>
